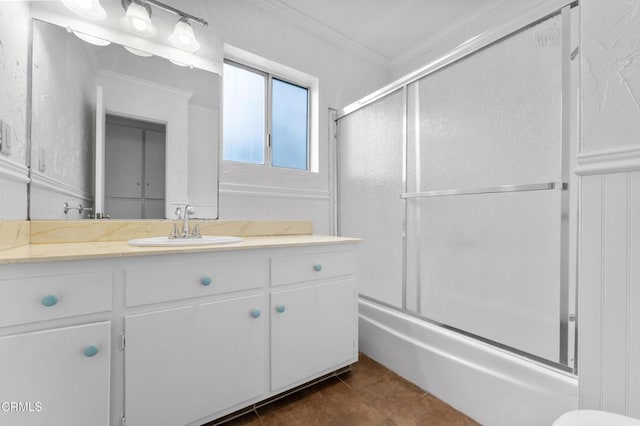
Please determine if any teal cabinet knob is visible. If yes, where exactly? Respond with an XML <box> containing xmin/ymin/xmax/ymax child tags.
<box><xmin>313</xmin><ymin>264</ymin><xmax>322</xmax><ymax>272</ymax></box>
<box><xmin>200</xmin><ymin>276</ymin><xmax>212</xmax><ymax>286</ymax></box>
<box><xmin>41</xmin><ymin>294</ymin><xmax>59</xmax><ymax>307</ymax></box>
<box><xmin>83</xmin><ymin>345</ymin><xmax>99</xmax><ymax>357</ymax></box>
<box><xmin>250</xmin><ymin>309</ymin><xmax>261</xmax><ymax>319</ymax></box>
<box><xmin>275</xmin><ymin>304</ymin><xmax>286</xmax><ymax>314</ymax></box>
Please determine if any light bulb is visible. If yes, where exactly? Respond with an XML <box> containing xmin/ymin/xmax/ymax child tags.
<box><xmin>77</xmin><ymin>0</ymin><xmax>92</xmax><ymax>10</ymax></box>
<box><xmin>131</xmin><ymin>17</ymin><xmax>148</xmax><ymax>32</ymax></box>
<box><xmin>168</xmin><ymin>18</ymin><xmax>200</xmax><ymax>52</ymax></box>
<box><xmin>120</xmin><ymin>2</ymin><xmax>157</xmax><ymax>37</ymax></box>
<box><xmin>179</xmin><ymin>33</ymin><xmax>191</xmax><ymax>45</ymax></box>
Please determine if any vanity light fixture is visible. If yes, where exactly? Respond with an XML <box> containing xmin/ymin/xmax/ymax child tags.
<box><xmin>120</xmin><ymin>0</ymin><xmax>208</xmax><ymax>49</ymax></box>
<box><xmin>168</xmin><ymin>18</ymin><xmax>201</xmax><ymax>52</ymax></box>
<box><xmin>120</xmin><ymin>0</ymin><xmax>157</xmax><ymax>38</ymax></box>
<box><xmin>60</xmin><ymin>0</ymin><xmax>107</xmax><ymax>21</ymax></box>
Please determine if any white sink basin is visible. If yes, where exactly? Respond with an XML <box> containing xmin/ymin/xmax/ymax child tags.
<box><xmin>128</xmin><ymin>236</ymin><xmax>242</xmax><ymax>247</ymax></box>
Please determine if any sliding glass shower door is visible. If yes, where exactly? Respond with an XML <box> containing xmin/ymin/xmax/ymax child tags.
<box><xmin>338</xmin><ymin>8</ymin><xmax>577</xmax><ymax>369</ymax></box>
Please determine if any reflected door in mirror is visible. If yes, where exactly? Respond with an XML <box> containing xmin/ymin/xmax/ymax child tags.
<box><xmin>105</xmin><ymin>115</ymin><xmax>166</xmax><ymax>219</ymax></box>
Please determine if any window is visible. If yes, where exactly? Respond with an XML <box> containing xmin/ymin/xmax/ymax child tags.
<box><xmin>223</xmin><ymin>59</ymin><xmax>311</xmax><ymax>171</ymax></box>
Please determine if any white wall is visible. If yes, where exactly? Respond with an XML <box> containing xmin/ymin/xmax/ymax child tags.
<box><xmin>0</xmin><ymin>2</ymin><xmax>30</xmax><ymax>220</ymax></box>
<box><xmin>578</xmin><ymin>0</ymin><xmax>640</xmax><ymax>417</ymax></box>
<box><xmin>211</xmin><ymin>0</ymin><xmax>389</xmax><ymax>233</ymax></box>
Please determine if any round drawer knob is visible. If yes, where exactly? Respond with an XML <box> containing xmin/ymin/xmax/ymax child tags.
<box><xmin>200</xmin><ymin>276</ymin><xmax>212</xmax><ymax>286</ymax></box>
<box><xmin>313</xmin><ymin>264</ymin><xmax>322</xmax><ymax>272</ymax></box>
<box><xmin>41</xmin><ymin>294</ymin><xmax>59</xmax><ymax>307</ymax></box>
<box><xmin>275</xmin><ymin>304</ymin><xmax>286</xmax><ymax>314</ymax></box>
<box><xmin>83</xmin><ymin>345</ymin><xmax>99</xmax><ymax>357</ymax></box>
<box><xmin>250</xmin><ymin>309</ymin><xmax>261</xmax><ymax>319</ymax></box>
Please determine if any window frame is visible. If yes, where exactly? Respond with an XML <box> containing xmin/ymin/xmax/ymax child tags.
<box><xmin>222</xmin><ymin>45</ymin><xmax>319</xmax><ymax>174</ymax></box>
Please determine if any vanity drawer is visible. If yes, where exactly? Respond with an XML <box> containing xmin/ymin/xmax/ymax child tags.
<box><xmin>0</xmin><ymin>271</ymin><xmax>113</xmax><ymax>328</ymax></box>
<box><xmin>125</xmin><ymin>256</ymin><xmax>269</xmax><ymax>307</ymax></box>
<box><xmin>271</xmin><ymin>249</ymin><xmax>354</xmax><ymax>287</ymax></box>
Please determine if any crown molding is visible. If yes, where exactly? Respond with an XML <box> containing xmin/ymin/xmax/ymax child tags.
<box><xmin>247</xmin><ymin>0</ymin><xmax>390</xmax><ymax>71</ymax></box>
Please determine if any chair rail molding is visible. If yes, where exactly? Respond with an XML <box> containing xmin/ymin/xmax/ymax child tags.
<box><xmin>576</xmin><ymin>146</ymin><xmax>640</xmax><ymax>176</ymax></box>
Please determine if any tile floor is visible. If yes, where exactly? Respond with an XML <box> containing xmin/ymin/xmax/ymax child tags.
<box><xmin>207</xmin><ymin>354</ymin><xmax>479</xmax><ymax>426</ymax></box>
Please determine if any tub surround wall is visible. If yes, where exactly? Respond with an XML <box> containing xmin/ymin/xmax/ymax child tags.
<box><xmin>577</xmin><ymin>0</ymin><xmax>640</xmax><ymax>417</ymax></box>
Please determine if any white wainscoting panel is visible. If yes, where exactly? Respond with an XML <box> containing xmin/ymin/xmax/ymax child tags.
<box><xmin>0</xmin><ymin>157</ymin><xmax>28</xmax><ymax>220</ymax></box>
<box><xmin>218</xmin><ymin>182</ymin><xmax>331</xmax><ymax>234</ymax></box>
<box><xmin>29</xmin><ymin>171</ymin><xmax>93</xmax><ymax>220</ymax></box>
<box><xmin>579</xmin><ymin>171</ymin><xmax>640</xmax><ymax>417</ymax></box>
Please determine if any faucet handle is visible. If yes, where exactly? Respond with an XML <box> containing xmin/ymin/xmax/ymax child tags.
<box><xmin>175</xmin><ymin>207</ymin><xmax>183</xmax><ymax>219</ymax></box>
<box><xmin>191</xmin><ymin>223</ymin><xmax>201</xmax><ymax>238</ymax></box>
<box><xmin>169</xmin><ymin>222</ymin><xmax>180</xmax><ymax>239</ymax></box>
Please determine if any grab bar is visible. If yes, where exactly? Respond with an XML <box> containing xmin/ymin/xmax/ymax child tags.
<box><xmin>400</xmin><ymin>182</ymin><xmax>567</xmax><ymax>199</ymax></box>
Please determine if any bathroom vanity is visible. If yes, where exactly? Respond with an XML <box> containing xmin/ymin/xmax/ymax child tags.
<box><xmin>0</xmin><ymin>233</ymin><xmax>358</xmax><ymax>426</ymax></box>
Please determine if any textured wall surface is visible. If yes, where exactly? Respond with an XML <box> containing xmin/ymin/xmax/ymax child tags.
<box><xmin>581</xmin><ymin>0</ymin><xmax>640</xmax><ymax>153</ymax></box>
<box><xmin>578</xmin><ymin>0</ymin><xmax>640</xmax><ymax>417</ymax></box>
<box><xmin>31</xmin><ymin>20</ymin><xmax>98</xmax><ymax>195</ymax></box>
<box><xmin>0</xmin><ymin>2</ymin><xmax>29</xmax><ymax>165</ymax></box>
<box><xmin>0</xmin><ymin>3</ymin><xmax>30</xmax><ymax>220</ymax></box>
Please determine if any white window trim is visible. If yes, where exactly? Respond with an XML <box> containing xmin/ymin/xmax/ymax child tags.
<box><xmin>223</xmin><ymin>43</ymin><xmax>319</xmax><ymax>173</ymax></box>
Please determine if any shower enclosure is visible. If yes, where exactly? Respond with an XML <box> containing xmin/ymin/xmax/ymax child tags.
<box><xmin>337</xmin><ymin>5</ymin><xmax>578</xmax><ymax>372</ymax></box>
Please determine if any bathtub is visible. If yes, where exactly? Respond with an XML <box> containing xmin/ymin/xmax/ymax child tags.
<box><xmin>358</xmin><ymin>298</ymin><xmax>578</xmax><ymax>425</ymax></box>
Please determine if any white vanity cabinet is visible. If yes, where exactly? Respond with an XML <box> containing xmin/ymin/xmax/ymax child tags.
<box><xmin>0</xmin><ymin>269</ymin><xmax>113</xmax><ymax>426</ymax></box>
<box><xmin>125</xmin><ymin>294</ymin><xmax>267</xmax><ymax>426</ymax></box>
<box><xmin>0</xmin><ymin>238</ymin><xmax>358</xmax><ymax>426</ymax></box>
<box><xmin>122</xmin><ymin>254</ymin><xmax>269</xmax><ymax>426</ymax></box>
<box><xmin>270</xmin><ymin>249</ymin><xmax>357</xmax><ymax>392</ymax></box>
<box><xmin>120</xmin><ymin>244</ymin><xmax>357</xmax><ymax>426</ymax></box>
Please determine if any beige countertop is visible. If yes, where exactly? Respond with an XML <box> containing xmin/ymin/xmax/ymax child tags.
<box><xmin>0</xmin><ymin>234</ymin><xmax>360</xmax><ymax>265</ymax></box>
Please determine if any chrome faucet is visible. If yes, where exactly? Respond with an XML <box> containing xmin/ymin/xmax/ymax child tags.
<box><xmin>168</xmin><ymin>205</ymin><xmax>199</xmax><ymax>239</ymax></box>
<box><xmin>182</xmin><ymin>205</ymin><xmax>196</xmax><ymax>238</ymax></box>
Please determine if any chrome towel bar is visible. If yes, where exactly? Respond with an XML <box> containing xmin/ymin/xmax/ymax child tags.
<box><xmin>400</xmin><ymin>182</ymin><xmax>568</xmax><ymax>199</ymax></box>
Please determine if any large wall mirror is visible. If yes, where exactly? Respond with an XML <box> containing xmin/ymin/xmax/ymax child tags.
<box><xmin>29</xmin><ymin>18</ymin><xmax>220</xmax><ymax>220</ymax></box>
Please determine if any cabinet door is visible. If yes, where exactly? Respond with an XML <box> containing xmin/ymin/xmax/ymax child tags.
<box><xmin>271</xmin><ymin>279</ymin><xmax>356</xmax><ymax>391</ymax></box>
<box><xmin>0</xmin><ymin>322</ymin><xmax>111</xmax><ymax>426</ymax></box>
<box><xmin>125</xmin><ymin>294</ymin><xmax>266</xmax><ymax>426</ymax></box>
